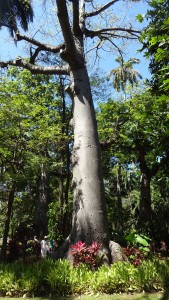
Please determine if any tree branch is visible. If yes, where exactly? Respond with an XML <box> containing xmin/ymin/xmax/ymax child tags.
<box><xmin>73</xmin><ymin>0</ymin><xmax>80</xmax><ymax>35</ymax></box>
<box><xmin>56</xmin><ymin>0</ymin><xmax>76</xmax><ymax>59</ymax></box>
<box><xmin>99</xmin><ymin>36</ymin><xmax>124</xmax><ymax>56</ymax></box>
<box><xmin>0</xmin><ymin>59</ymin><xmax>70</xmax><ymax>75</ymax></box>
<box><xmin>85</xmin><ymin>0</ymin><xmax>119</xmax><ymax>18</ymax></box>
<box><xmin>16</xmin><ymin>32</ymin><xmax>65</xmax><ymax>53</ymax></box>
<box><xmin>29</xmin><ymin>47</ymin><xmax>41</xmax><ymax>64</ymax></box>
<box><xmin>79</xmin><ymin>0</ymin><xmax>85</xmax><ymax>32</ymax></box>
<box><xmin>85</xmin><ymin>27</ymin><xmax>141</xmax><ymax>39</ymax></box>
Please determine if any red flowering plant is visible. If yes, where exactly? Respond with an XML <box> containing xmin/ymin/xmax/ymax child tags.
<box><xmin>70</xmin><ymin>240</ymin><xmax>102</xmax><ymax>269</ymax></box>
<box><xmin>123</xmin><ymin>231</ymin><xmax>151</xmax><ymax>267</ymax></box>
<box><xmin>123</xmin><ymin>245</ymin><xmax>145</xmax><ymax>267</ymax></box>
<box><xmin>70</xmin><ymin>241</ymin><xmax>87</xmax><ymax>264</ymax></box>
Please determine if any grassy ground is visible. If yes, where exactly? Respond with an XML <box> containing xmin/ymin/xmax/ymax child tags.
<box><xmin>0</xmin><ymin>291</ymin><xmax>169</xmax><ymax>300</ymax></box>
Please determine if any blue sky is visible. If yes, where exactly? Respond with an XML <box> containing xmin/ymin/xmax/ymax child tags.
<box><xmin>0</xmin><ymin>0</ymin><xmax>151</xmax><ymax>80</ymax></box>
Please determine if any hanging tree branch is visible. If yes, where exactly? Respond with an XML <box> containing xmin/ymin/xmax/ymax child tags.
<box><xmin>85</xmin><ymin>0</ymin><xmax>119</xmax><ymax>18</ymax></box>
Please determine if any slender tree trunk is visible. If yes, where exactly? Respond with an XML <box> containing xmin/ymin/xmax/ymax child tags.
<box><xmin>116</xmin><ymin>164</ymin><xmax>123</xmax><ymax>233</ymax></box>
<box><xmin>1</xmin><ymin>182</ymin><xmax>16</xmax><ymax>261</ymax></box>
<box><xmin>58</xmin><ymin>77</ymin><xmax>71</xmax><ymax>238</ymax></box>
<box><xmin>70</xmin><ymin>67</ymin><xmax>110</xmax><ymax>250</ymax></box>
<box><xmin>36</xmin><ymin>163</ymin><xmax>50</xmax><ymax>238</ymax></box>
<box><xmin>137</xmin><ymin>145</ymin><xmax>152</xmax><ymax>223</ymax></box>
<box><xmin>58</xmin><ymin>147</ymin><xmax>71</xmax><ymax>238</ymax></box>
<box><xmin>139</xmin><ymin>172</ymin><xmax>152</xmax><ymax>222</ymax></box>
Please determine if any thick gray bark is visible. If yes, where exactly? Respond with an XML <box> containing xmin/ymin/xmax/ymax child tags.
<box><xmin>70</xmin><ymin>67</ymin><xmax>110</xmax><ymax>248</ymax></box>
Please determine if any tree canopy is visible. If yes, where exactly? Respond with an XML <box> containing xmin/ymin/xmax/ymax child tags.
<box><xmin>141</xmin><ymin>0</ymin><xmax>169</xmax><ymax>94</ymax></box>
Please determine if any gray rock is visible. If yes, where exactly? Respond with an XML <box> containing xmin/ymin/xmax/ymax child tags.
<box><xmin>109</xmin><ymin>240</ymin><xmax>128</xmax><ymax>263</ymax></box>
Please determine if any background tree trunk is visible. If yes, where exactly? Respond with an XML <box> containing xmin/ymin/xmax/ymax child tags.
<box><xmin>58</xmin><ymin>77</ymin><xmax>71</xmax><ymax>238</ymax></box>
<box><xmin>137</xmin><ymin>145</ymin><xmax>152</xmax><ymax>223</ymax></box>
<box><xmin>36</xmin><ymin>163</ymin><xmax>50</xmax><ymax>238</ymax></box>
<box><xmin>116</xmin><ymin>164</ymin><xmax>123</xmax><ymax>234</ymax></box>
<box><xmin>139</xmin><ymin>172</ymin><xmax>152</xmax><ymax>222</ymax></box>
<box><xmin>1</xmin><ymin>183</ymin><xmax>16</xmax><ymax>261</ymax></box>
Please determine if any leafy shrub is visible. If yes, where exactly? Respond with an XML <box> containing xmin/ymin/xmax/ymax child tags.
<box><xmin>70</xmin><ymin>240</ymin><xmax>102</xmax><ymax>269</ymax></box>
<box><xmin>124</xmin><ymin>231</ymin><xmax>151</xmax><ymax>266</ymax></box>
<box><xmin>123</xmin><ymin>245</ymin><xmax>145</xmax><ymax>267</ymax></box>
<box><xmin>46</xmin><ymin>259</ymin><xmax>71</xmax><ymax>296</ymax></box>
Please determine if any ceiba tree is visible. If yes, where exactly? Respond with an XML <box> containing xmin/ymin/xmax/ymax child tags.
<box><xmin>0</xmin><ymin>0</ymin><xmax>141</xmax><ymax>261</ymax></box>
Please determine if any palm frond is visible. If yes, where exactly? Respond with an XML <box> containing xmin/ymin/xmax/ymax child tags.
<box><xmin>0</xmin><ymin>0</ymin><xmax>33</xmax><ymax>36</ymax></box>
<box><xmin>108</xmin><ymin>56</ymin><xmax>142</xmax><ymax>93</ymax></box>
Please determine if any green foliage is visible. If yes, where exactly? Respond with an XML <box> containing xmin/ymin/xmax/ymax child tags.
<box><xmin>107</xmin><ymin>56</ymin><xmax>142</xmax><ymax>99</ymax></box>
<box><xmin>125</xmin><ymin>231</ymin><xmax>150</xmax><ymax>248</ymax></box>
<box><xmin>46</xmin><ymin>259</ymin><xmax>71</xmax><ymax>296</ymax></box>
<box><xmin>136</xmin><ymin>14</ymin><xmax>145</xmax><ymax>23</ymax></box>
<box><xmin>140</xmin><ymin>0</ymin><xmax>169</xmax><ymax>94</ymax></box>
<box><xmin>0</xmin><ymin>259</ymin><xmax>169</xmax><ymax>296</ymax></box>
<box><xmin>124</xmin><ymin>231</ymin><xmax>151</xmax><ymax>266</ymax></box>
<box><xmin>97</xmin><ymin>86</ymin><xmax>169</xmax><ymax>243</ymax></box>
<box><xmin>0</xmin><ymin>67</ymin><xmax>72</xmax><ymax>240</ymax></box>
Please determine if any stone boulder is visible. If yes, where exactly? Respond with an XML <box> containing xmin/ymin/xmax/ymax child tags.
<box><xmin>109</xmin><ymin>240</ymin><xmax>127</xmax><ymax>263</ymax></box>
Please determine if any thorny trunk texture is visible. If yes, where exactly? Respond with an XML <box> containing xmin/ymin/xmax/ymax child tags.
<box><xmin>70</xmin><ymin>68</ymin><xmax>110</xmax><ymax>249</ymax></box>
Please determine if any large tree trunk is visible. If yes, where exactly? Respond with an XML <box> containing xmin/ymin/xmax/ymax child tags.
<box><xmin>1</xmin><ymin>182</ymin><xmax>16</xmax><ymax>261</ymax></box>
<box><xmin>69</xmin><ymin>67</ymin><xmax>110</xmax><ymax>251</ymax></box>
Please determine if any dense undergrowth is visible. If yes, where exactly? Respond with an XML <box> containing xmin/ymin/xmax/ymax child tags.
<box><xmin>0</xmin><ymin>258</ymin><xmax>169</xmax><ymax>297</ymax></box>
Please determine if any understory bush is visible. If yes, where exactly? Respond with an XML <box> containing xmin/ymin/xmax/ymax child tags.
<box><xmin>69</xmin><ymin>240</ymin><xmax>102</xmax><ymax>269</ymax></box>
<box><xmin>0</xmin><ymin>258</ymin><xmax>169</xmax><ymax>297</ymax></box>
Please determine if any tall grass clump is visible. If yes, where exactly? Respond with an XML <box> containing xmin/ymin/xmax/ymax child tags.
<box><xmin>0</xmin><ymin>259</ymin><xmax>54</xmax><ymax>296</ymax></box>
<box><xmin>0</xmin><ymin>258</ymin><xmax>169</xmax><ymax>296</ymax></box>
<box><xmin>46</xmin><ymin>259</ymin><xmax>72</xmax><ymax>296</ymax></box>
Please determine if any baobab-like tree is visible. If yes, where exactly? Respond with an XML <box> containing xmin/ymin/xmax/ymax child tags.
<box><xmin>0</xmin><ymin>0</ymin><xmax>142</xmax><ymax>262</ymax></box>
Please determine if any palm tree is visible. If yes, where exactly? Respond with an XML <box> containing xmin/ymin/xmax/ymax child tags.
<box><xmin>108</xmin><ymin>56</ymin><xmax>142</xmax><ymax>100</ymax></box>
<box><xmin>0</xmin><ymin>0</ymin><xmax>33</xmax><ymax>36</ymax></box>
